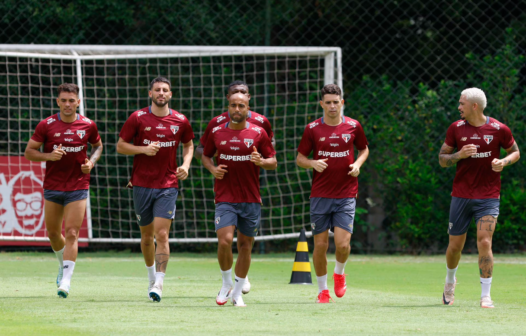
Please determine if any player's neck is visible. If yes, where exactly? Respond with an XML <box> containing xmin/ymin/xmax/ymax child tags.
<box><xmin>228</xmin><ymin>120</ymin><xmax>247</xmax><ymax>130</ymax></box>
<box><xmin>59</xmin><ymin>112</ymin><xmax>77</xmax><ymax>123</ymax></box>
<box><xmin>324</xmin><ymin>114</ymin><xmax>343</xmax><ymax>126</ymax></box>
<box><xmin>150</xmin><ymin>104</ymin><xmax>170</xmax><ymax>117</ymax></box>
<box><xmin>466</xmin><ymin>113</ymin><xmax>487</xmax><ymax>127</ymax></box>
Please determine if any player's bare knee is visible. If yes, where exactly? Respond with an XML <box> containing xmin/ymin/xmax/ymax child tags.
<box><xmin>154</xmin><ymin>230</ymin><xmax>169</xmax><ymax>244</ymax></box>
<box><xmin>237</xmin><ymin>240</ymin><xmax>252</xmax><ymax>254</ymax></box>
<box><xmin>314</xmin><ymin>240</ymin><xmax>329</xmax><ymax>252</ymax></box>
<box><xmin>477</xmin><ymin>237</ymin><xmax>492</xmax><ymax>250</ymax></box>
<box><xmin>141</xmin><ymin>234</ymin><xmax>154</xmax><ymax>245</ymax></box>
<box><xmin>335</xmin><ymin>242</ymin><xmax>350</xmax><ymax>253</ymax></box>
<box><xmin>46</xmin><ymin>229</ymin><xmax>62</xmax><ymax>240</ymax></box>
<box><xmin>217</xmin><ymin>238</ymin><xmax>232</xmax><ymax>250</ymax></box>
<box><xmin>64</xmin><ymin>227</ymin><xmax>79</xmax><ymax>240</ymax></box>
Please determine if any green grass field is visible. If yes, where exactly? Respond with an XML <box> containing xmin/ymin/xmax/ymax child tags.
<box><xmin>0</xmin><ymin>252</ymin><xmax>525</xmax><ymax>335</ymax></box>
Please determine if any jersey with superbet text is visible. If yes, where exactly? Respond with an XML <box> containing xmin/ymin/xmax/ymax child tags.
<box><xmin>203</xmin><ymin>122</ymin><xmax>275</xmax><ymax>203</ymax></box>
<box><xmin>445</xmin><ymin>117</ymin><xmax>514</xmax><ymax>199</ymax></box>
<box><xmin>119</xmin><ymin>107</ymin><xmax>195</xmax><ymax>189</ymax></box>
<box><xmin>297</xmin><ymin>116</ymin><xmax>368</xmax><ymax>199</ymax></box>
<box><xmin>31</xmin><ymin>113</ymin><xmax>101</xmax><ymax>191</ymax></box>
<box><xmin>199</xmin><ymin>111</ymin><xmax>273</xmax><ymax>147</ymax></box>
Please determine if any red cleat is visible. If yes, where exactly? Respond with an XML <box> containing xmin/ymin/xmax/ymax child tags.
<box><xmin>316</xmin><ymin>289</ymin><xmax>334</xmax><ymax>303</ymax></box>
<box><xmin>333</xmin><ymin>273</ymin><xmax>347</xmax><ymax>298</ymax></box>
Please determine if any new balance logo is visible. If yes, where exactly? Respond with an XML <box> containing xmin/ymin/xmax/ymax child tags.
<box><xmin>63</xmin><ymin>265</ymin><xmax>69</xmax><ymax>269</ymax></box>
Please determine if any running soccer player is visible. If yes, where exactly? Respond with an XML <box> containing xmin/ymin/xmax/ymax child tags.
<box><xmin>194</xmin><ymin>80</ymin><xmax>274</xmax><ymax>295</ymax></box>
<box><xmin>117</xmin><ymin>76</ymin><xmax>194</xmax><ymax>302</ymax></box>
<box><xmin>24</xmin><ymin>83</ymin><xmax>103</xmax><ymax>298</ymax></box>
<box><xmin>438</xmin><ymin>88</ymin><xmax>520</xmax><ymax>308</ymax></box>
<box><xmin>202</xmin><ymin>92</ymin><xmax>277</xmax><ymax>307</ymax></box>
<box><xmin>297</xmin><ymin>84</ymin><xmax>369</xmax><ymax>303</ymax></box>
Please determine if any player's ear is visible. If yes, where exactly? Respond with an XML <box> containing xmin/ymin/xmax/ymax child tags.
<box><xmin>341</xmin><ymin>99</ymin><xmax>345</xmax><ymax>105</ymax></box>
<box><xmin>319</xmin><ymin>100</ymin><xmax>324</xmax><ymax>108</ymax></box>
<box><xmin>148</xmin><ymin>90</ymin><xmax>153</xmax><ymax>98</ymax></box>
<box><xmin>56</xmin><ymin>98</ymin><xmax>60</xmax><ymax>106</ymax></box>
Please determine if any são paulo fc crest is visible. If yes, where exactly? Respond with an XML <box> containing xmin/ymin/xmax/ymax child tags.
<box><xmin>215</xmin><ymin>217</ymin><xmax>221</xmax><ymax>226</ymax></box>
<box><xmin>484</xmin><ymin>135</ymin><xmax>493</xmax><ymax>144</ymax></box>
<box><xmin>342</xmin><ymin>134</ymin><xmax>351</xmax><ymax>143</ymax></box>
<box><xmin>77</xmin><ymin>130</ymin><xmax>86</xmax><ymax>139</ymax></box>
<box><xmin>244</xmin><ymin>139</ymin><xmax>254</xmax><ymax>148</ymax></box>
<box><xmin>171</xmin><ymin>125</ymin><xmax>179</xmax><ymax>135</ymax></box>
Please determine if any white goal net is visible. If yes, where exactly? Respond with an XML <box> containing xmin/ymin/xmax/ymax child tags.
<box><xmin>0</xmin><ymin>45</ymin><xmax>342</xmax><ymax>243</ymax></box>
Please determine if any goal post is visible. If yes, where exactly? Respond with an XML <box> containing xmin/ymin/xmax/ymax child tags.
<box><xmin>0</xmin><ymin>45</ymin><xmax>342</xmax><ymax>243</ymax></box>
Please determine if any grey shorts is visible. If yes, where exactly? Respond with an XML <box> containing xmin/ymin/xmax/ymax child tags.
<box><xmin>448</xmin><ymin>197</ymin><xmax>500</xmax><ymax>235</ymax></box>
<box><xmin>310</xmin><ymin>197</ymin><xmax>356</xmax><ymax>235</ymax></box>
<box><xmin>133</xmin><ymin>187</ymin><xmax>178</xmax><ymax>226</ymax></box>
<box><xmin>44</xmin><ymin>189</ymin><xmax>89</xmax><ymax>206</ymax></box>
<box><xmin>214</xmin><ymin>202</ymin><xmax>261</xmax><ymax>237</ymax></box>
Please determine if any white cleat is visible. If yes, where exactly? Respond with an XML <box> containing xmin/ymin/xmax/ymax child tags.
<box><xmin>216</xmin><ymin>286</ymin><xmax>232</xmax><ymax>306</ymax></box>
<box><xmin>480</xmin><ymin>296</ymin><xmax>495</xmax><ymax>308</ymax></box>
<box><xmin>442</xmin><ymin>278</ymin><xmax>456</xmax><ymax>305</ymax></box>
<box><xmin>149</xmin><ymin>283</ymin><xmax>163</xmax><ymax>302</ymax></box>
<box><xmin>57</xmin><ymin>282</ymin><xmax>70</xmax><ymax>298</ymax></box>
<box><xmin>232</xmin><ymin>295</ymin><xmax>246</xmax><ymax>307</ymax></box>
<box><xmin>242</xmin><ymin>276</ymin><xmax>251</xmax><ymax>294</ymax></box>
<box><xmin>56</xmin><ymin>266</ymin><xmax>63</xmax><ymax>288</ymax></box>
<box><xmin>148</xmin><ymin>280</ymin><xmax>155</xmax><ymax>301</ymax></box>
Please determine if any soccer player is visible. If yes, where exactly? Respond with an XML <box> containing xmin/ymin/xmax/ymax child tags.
<box><xmin>117</xmin><ymin>77</ymin><xmax>194</xmax><ymax>302</ymax></box>
<box><xmin>24</xmin><ymin>83</ymin><xmax>103</xmax><ymax>298</ymax></box>
<box><xmin>297</xmin><ymin>84</ymin><xmax>369</xmax><ymax>303</ymax></box>
<box><xmin>438</xmin><ymin>88</ymin><xmax>520</xmax><ymax>308</ymax></box>
<box><xmin>195</xmin><ymin>80</ymin><xmax>274</xmax><ymax>294</ymax></box>
<box><xmin>202</xmin><ymin>92</ymin><xmax>277</xmax><ymax>307</ymax></box>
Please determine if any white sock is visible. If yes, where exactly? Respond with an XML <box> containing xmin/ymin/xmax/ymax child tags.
<box><xmin>232</xmin><ymin>275</ymin><xmax>245</xmax><ymax>298</ymax></box>
<box><xmin>316</xmin><ymin>274</ymin><xmax>328</xmax><ymax>294</ymax></box>
<box><xmin>221</xmin><ymin>268</ymin><xmax>233</xmax><ymax>287</ymax></box>
<box><xmin>61</xmin><ymin>260</ymin><xmax>75</xmax><ymax>286</ymax></box>
<box><xmin>146</xmin><ymin>264</ymin><xmax>156</xmax><ymax>282</ymax></box>
<box><xmin>446</xmin><ymin>266</ymin><xmax>458</xmax><ymax>284</ymax></box>
<box><xmin>334</xmin><ymin>261</ymin><xmax>346</xmax><ymax>275</ymax></box>
<box><xmin>480</xmin><ymin>277</ymin><xmax>492</xmax><ymax>298</ymax></box>
<box><xmin>155</xmin><ymin>272</ymin><xmax>165</xmax><ymax>286</ymax></box>
<box><xmin>53</xmin><ymin>246</ymin><xmax>64</xmax><ymax>268</ymax></box>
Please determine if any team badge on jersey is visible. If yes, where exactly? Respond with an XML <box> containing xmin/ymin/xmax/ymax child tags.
<box><xmin>171</xmin><ymin>125</ymin><xmax>179</xmax><ymax>135</ymax></box>
<box><xmin>77</xmin><ymin>130</ymin><xmax>86</xmax><ymax>139</ymax></box>
<box><xmin>484</xmin><ymin>135</ymin><xmax>493</xmax><ymax>144</ymax></box>
<box><xmin>244</xmin><ymin>139</ymin><xmax>254</xmax><ymax>148</ymax></box>
<box><xmin>342</xmin><ymin>134</ymin><xmax>351</xmax><ymax>143</ymax></box>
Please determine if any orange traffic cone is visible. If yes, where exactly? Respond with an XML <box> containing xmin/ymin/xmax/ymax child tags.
<box><xmin>289</xmin><ymin>229</ymin><xmax>313</xmax><ymax>284</ymax></box>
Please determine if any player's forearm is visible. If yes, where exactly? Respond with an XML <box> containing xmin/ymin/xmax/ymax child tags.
<box><xmin>259</xmin><ymin>157</ymin><xmax>278</xmax><ymax>170</ymax></box>
<box><xmin>296</xmin><ymin>155</ymin><xmax>314</xmax><ymax>169</ymax></box>
<box><xmin>117</xmin><ymin>141</ymin><xmax>145</xmax><ymax>156</ymax></box>
<box><xmin>502</xmin><ymin>150</ymin><xmax>520</xmax><ymax>167</ymax></box>
<box><xmin>89</xmin><ymin>144</ymin><xmax>103</xmax><ymax>164</ymax></box>
<box><xmin>201</xmin><ymin>155</ymin><xmax>215</xmax><ymax>173</ymax></box>
<box><xmin>181</xmin><ymin>142</ymin><xmax>194</xmax><ymax>169</ymax></box>
<box><xmin>24</xmin><ymin>148</ymin><xmax>50</xmax><ymax>162</ymax></box>
<box><xmin>439</xmin><ymin>152</ymin><xmax>462</xmax><ymax>168</ymax></box>
<box><xmin>194</xmin><ymin>144</ymin><xmax>204</xmax><ymax>160</ymax></box>
<box><xmin>354</xmin><ymin>147</ymin><xmax>369</xmax><ymax>167</ymax></box>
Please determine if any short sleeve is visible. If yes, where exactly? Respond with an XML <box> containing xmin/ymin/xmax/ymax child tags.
<box><xmin>262</xmin><ymin>117</ymin><xmax>274</xmax><ymax>139</ymax></box>
<box><xmin>31</xmin><ymin>120</ymin><xmax>47</xmax><ymax>143</ymax></box>
<box><xmin>444</xmin><ymin>124</ymin><xmax>457</xmax><ymax>148</ymax></box>
<box><xmin>181</xmin><ymin>118</ymin><xmax>195</xmax><ymax>144</ymax></box>
<box><xmin>119</xmin><ymin>113</ymin><xmax>138</xmax><ymax>142</ymax></box>
<box><xmin>199</xmin><ymin>119</ymin><xmax>215</xmax><ymax>146</ymax></box>
<box><xmin>89</xmin><ymin>122</ymin><xmax>101</xmax><ymax>144</ymax></box>
<box><xmin>500</xmin><ymin>124</ymin><xmax>515</xmax><ymax>149</ymax></box>
<box><xmin>258</xmin><ymin>131</ymin><xmax>276</xmax><ymax>158</ymax></box>
<box><xmin>203</xmin><ymin>131</ymin><xmax>217</xmax><ymax>158</ymax></box>
<box><xmin>297</xmin><ymin>126</ymin><xmax>313</xmax><ymax>157</ymax></box>
<box><xmin>353</xmin><ymin>121</ymin><xmax>368</xmax><ymax>150</ymax></box>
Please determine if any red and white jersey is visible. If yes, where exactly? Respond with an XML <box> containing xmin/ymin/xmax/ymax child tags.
<box><xmin>444</xmin><ymin>117</ymin><xmax>514</xmax><ymax>199</ymax></box>
<box><xmin>199</xmin><ymin>111</ymin><xmax>273</xmax><ymax>147</ymax></box>
<box><xmin>297</xmin><ymin>116</ymin><xmax>368</xmax><ymax>199</ymax></box>
<box><xmin>31</xmin><ymin>113</ymin><xmax>101</xmax><ymax>191</ymax></box>
<box><xmin>204</xmin><ymin>122</ymin><xmax>276</xmax><ymax>203</ymax></box>
<box><xmin>119</xmin><ymin>106</ymin><xmax>195</xmax><ymax>189</ymax></box>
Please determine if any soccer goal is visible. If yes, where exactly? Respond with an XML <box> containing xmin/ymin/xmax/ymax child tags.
<box><xmin>0</xmin><ymin>45</ymin><xmax>342</xmax><ymax>243</ymax></box>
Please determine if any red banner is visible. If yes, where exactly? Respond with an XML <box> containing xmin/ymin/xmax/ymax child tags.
<box><xmin>0</xmin><ymin>156</ymin><xmax>88</xmax><ymax>246</ymax></box>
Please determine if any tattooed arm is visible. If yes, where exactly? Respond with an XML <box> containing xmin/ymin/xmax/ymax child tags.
<box><xmin>438</xmin><ymin>143</ymin><xmax>477</xmax><ymax>168</ymax></box>
<box><xmin>491</xmin><ymin>141</ymin><xmax>520</xmax><ymax>172</ymax></box>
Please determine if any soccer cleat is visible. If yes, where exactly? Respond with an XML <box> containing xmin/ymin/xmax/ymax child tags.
<box><xmin>333</xmin><ymin>273</ymin><xmax>347</xmax><ymax>298</ymax></box>
<box><xmin>148</xmin><ymin>280</ymin><xmax>155</xmax><ymax>301</ymax></box>
<box><xmin>149</xmin><ymin>283</ymin><xmax>163</xmax><ymax>302</ymax></box>
<box><xmin>316</xmin><ymin>289</ymin><xmax>333</xmax><ymax>303</ymax></box>
<box><xmin>480</xmin><ymin>296</ymin><xmax>495</xmax><ymax>308</ymax></box>
<box><xmin>232</xmin><ymin>296</ymin><xmax>246</xmax><ymax>307</ymax></box>
<box><xmin>56</xmin><ymin>266</ymin><xmax>63</xmax><ymax>288</ymax></box>
<box><xmin>242</xmin><ymin>276</ymin><xmax>251</xmax><ymax>294</ymax></box>
<box><xmin>57</xmin><ymin>283</ymin><xmax>70</xmax><ymax>298</ymax></box>
<box><xmin>442</xmin><ymin>278</ymin><xmax>457</xmax><ymax>305</ymax></box>
<box><xmin>216</xmin><ymin>286</ymin><xmax>232</xmax><ymax>305</ymax></box>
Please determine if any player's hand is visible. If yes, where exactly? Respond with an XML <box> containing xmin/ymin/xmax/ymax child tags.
<box><xmin>348</xmin><ymin>163</ymin><xmax>361</xmax><ymax>177</ymax></box>
<box><xmin>144</xmin><ymin>141</ymin><xmax>160</xmax><ymax>156</ymax></box>
<box><xmin>312</xmin><ymin>158</ymin><xmax>328</xmax><ymax>173</ymax></box>
<box><xmin>251</xmin><ymin>146</ymin><xmax>263</xmax><ymax>166</ymax></box>
<box><xmin>176</xmin><ymin>166</ymin><xmax>189</xmax><ymax>180</ymax></box>
<box><xmin>48</xmin><ymin>144</ymin><xmax>66</xmax><ymax>161</ymax></box>
<box><xmin>81</xmin><ymin>158</ymin><xmax>94</xmax><ymax>174</ymax></box>
<box><xmin>491</xmin><ymin>158</ymin><xmax>505</xmax><ymax>172</ymax></box>
<box><xmin>212</xmin><ymin>164</ymin><xmax>228</xmax><ymax>179</ymax></box>
<box><xmin>458</xmin><ymin>144</ymin><xmax>477</xmax><ymax>159</ymax></box>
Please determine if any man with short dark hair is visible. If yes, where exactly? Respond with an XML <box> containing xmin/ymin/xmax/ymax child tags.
<box><xmin>297</xmin><ymin>83</ymin><xmax>369</xmax><ymax>303</ymax></box>
<box><xmin>117</xmin><ymin>76</ymin><xmax>194</xmax><ymax>302</ymax></box>
<box><xmin>25</xmin><ymin>83</ymin><xmax>103</xmax><ymax>298</ymax></box>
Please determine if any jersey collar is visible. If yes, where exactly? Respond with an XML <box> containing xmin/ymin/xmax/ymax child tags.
<box><xmin>321</xmin><ymin>116</ymin><xmax>344</xmax><ymax>125</ymax></box>
<box><xmin>148</xmin><ymin>106</ymin><xmax>172</xmax><ymax>115</ymax></box>
<box><xmin>225</xmin><ymin>121</ymin><xmax>250</xmax><ymax>129</ymax></box>
<box><xmin>57</xmin><ymin>113</ymin><xmax>79</xmax><ymax>121</ymax></box>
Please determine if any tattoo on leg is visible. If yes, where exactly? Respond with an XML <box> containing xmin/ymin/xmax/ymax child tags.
<box><xmin>479</xmin><ymin>255</ymin><xmax>493</xmax><ymax>278</ymax></box>
<box><xmin>477</xmin><ymin>217</ymin><xmax>495</xmax><ymax>231</ymax></box>
<box><xmin>155</xmin><ymin>253</ymin><xmax>169</xmax><ymax>273</ymax></box>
